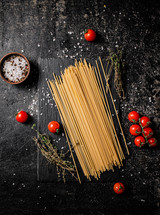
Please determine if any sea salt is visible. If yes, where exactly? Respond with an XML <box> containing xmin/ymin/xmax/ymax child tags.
<box><xmin>2</xmin><ymin>55</ymin><xmax>28</xmax><ymax>82</ymax></box>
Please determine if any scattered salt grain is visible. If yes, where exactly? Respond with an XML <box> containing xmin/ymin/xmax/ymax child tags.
<box><xmin>68</xmin><ymin>31</ymin><xmax>73</xmax><ymax>35</ymax></box>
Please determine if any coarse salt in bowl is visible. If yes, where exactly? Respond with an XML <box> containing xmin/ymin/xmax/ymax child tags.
<box><xmin>0</xmin><ymin>52</ymin><xmax>30</xmax><ymax>84</ymax></box>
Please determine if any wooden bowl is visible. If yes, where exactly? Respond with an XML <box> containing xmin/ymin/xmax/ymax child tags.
<box><xmin>0</xmin><ymin>52</ymin><xmax>30</xmax><ymax>84</ymax></box>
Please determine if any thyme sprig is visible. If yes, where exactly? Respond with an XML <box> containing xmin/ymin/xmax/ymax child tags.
<box><xmin>106</xmin><ymin>49</ymin><xmax>125</xmax><ymax>100</ymax></box>
<box><xmin>32</xmin><ymin>124</ymin><xmax>77</xmax><ymax>182</ymax></box>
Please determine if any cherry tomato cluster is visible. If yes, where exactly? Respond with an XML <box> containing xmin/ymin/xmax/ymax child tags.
<box><xmin>128</xmin><ymin>111</ymin><xmax>158</xmax><ymax>148</ymax></box>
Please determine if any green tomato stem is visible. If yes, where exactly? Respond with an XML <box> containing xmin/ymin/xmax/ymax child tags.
<box><xmin>84</xmin><ymin>29</ymin><xmax>88</xmax><ymax>34</ymax></box>
<box><xmin>139</xmin><ymin>119</ymin><xmax>148</xmax><ymax>144</ymax></box>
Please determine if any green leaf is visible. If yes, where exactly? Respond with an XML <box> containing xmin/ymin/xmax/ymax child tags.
<box><xmin>56</xmin><ymin>128</ymin><xmax>60</xmax><ymax>133</ymax></box>
<box><xmin>32</xmin><ymin>124</ymin><xmax>36</xmax><ymax>129</ymax></box>
<box><xmin>84</xmin><ymin>29</ymin><xmax>88</xmax><ymax>34</ymax></box>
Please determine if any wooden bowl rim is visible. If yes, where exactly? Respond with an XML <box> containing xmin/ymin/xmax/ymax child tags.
<box><xmin>0</xmin><ymin>52</ymin><xmax>30</xmax><ymax>84</ymax></box>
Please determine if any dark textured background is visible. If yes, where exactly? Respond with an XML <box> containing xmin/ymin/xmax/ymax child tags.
<box><xmin>0</xmin><ymin>0</ymin><xmax>160</xmax><ymax>214</ymax></box>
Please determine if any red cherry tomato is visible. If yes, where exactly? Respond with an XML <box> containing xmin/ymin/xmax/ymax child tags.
<box><xmin>16</xmin><ymin>111</ymin><xmax>28</xmax><ymax>123</ymax></box>
<box><xmin>140</xmin><ymin>116</ymin><xmax>151</xmax><ymax>128</ymax></box>
<box><xmin>48</xmin><ymin>121</ymin><xmax>60</xmax><ymax>133</ymax></box>
<box><xmin>129</xmin><ymin>124</ymin><xmax>141</xmax><ymax>136</ymax></box>
<box><xmin>134</xmin><ymin>136</ymin><xmax>146</xmax><ymax>148</ymax></box>
<box><xmin>142</xmin><ymin>127</ymin><xmax>153</xmax><ymax>139</ymax></box>
<box><xmin>113</xmin><ymin>182</ymin><xmax>125</xmax><ymax>194</ymax></box>
<box><xmin>148</xmin><ymin>137</ymin><xmax>157</xmax><ymax>147</ymax></box>
<box><xmin>84</xmin><ymin>29</ymin><xmax>96</xmax><ymax>41</ymax></box>
<box><xmin>128</xmin><ymin>111</ymin><xmax>140</xmax><ymax>123</ymax></box>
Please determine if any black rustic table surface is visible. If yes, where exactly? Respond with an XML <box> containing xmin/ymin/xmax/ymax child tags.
<box><xmin>0</xmin><ymin>0</ymin><xmax>160</xmax><ymax>214</ymax></box>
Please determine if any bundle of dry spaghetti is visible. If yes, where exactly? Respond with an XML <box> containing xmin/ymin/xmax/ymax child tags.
<box><xmin>48</xmin><ymin>59</ymin><xmax>129</xmax><ymax>183</ymax></box>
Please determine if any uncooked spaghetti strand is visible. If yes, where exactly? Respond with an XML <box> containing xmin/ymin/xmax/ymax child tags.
<box><xmin>62</xmin><ymin>70</ymin><xmax>100</xmax><ymax>177</ymax></box>
<box><xmin>94</xmin><ymin>62</ymin><xmax>124</xmax><ymax>164</ymax></box>
<box><xmin>95</xmin><ymin>59</ymin><xmax>124</xmax><ymax>157</ymax></box>
<box><xmin>61</xmin><ymin>71</ymin><xmax>99</xmax><ymax>178</ymax></box>
<box><xmin>91</xmin><ymin>66</ymin><xmax>122</xmax><ymax>167</ymax></box>
<box><xmin>47</xmin><ymin>80</ymin><xmax>81</xmax><ymax>183</ymax></box>
<box><xmin>85</xmin><ymin>66</ymin><xmax>117</xmax><ymax>169</ymax></box>
<box><xmin>88</xmin><ymin>64</ymin><xmax>119</xmax><ymax>151</ymax></box>
<box><xmin>66</xmin><ymin>69</ymin><xmax>104</xmax><ymax>178</ymax></box>
<box><xmin>48</xmin><ymin>59</ymin><xmax>128</xmax><ymax>180</ymax></box>
<box><xmin>76</xmin><ymin>62</ymin><xmax>113</xmax><ymax>170</ymax></box>
<box><xmin>95</xmin><ymin>61</ymin><xmax>125</xmax><ymax>161</ymax></box>
<box><xmin>48</xmin><ymin>80</ymin><xmax>81</xmax><ymax>183</ymax></box>
<box><xmin>81</xmin><ymin>60</ymin><xmax>121</xmax><ymax>168</ymax></box>
<box><xmin>76</xmin><ymin>63</ymin><xmax>112</xmax><ymax>170</ymax></box>
<box><xmin>53</xmin><ymin>75</ymin><xmax>91</xmax><ymax>178</ymax></box>
<box><xmin>72</xmin><ymin>63</ymin><xmax>111</xmax><ymax>172</ymax></box>
<box><xmin>107</xmin><ymin>83</ymin><xmax>129</xmax><ymax>155</ymax></box>
<box><xmin>66</xmin><ymin>69</ymin><xmax>107</xmax><ymax>173</ymax></box>
<box><xmin>63</xmin><ymin>70</ymin><xmax>101</xmax><ymax>178</ymax></box>
<box><xmin>98</xmin><ymin>57</ymin><xmax>129</xmax><ymax>155</ymax></box>
<box><xmin>58</xmin><ymin>73</ymin><xmax>97</xmax><ymax>177</ymax></box>
<box><xmin>87</xmin><ymin>64</ymin><xmax>121</xmax><ymax>166</ymax></box>
<box><xmin>50</xmin><ymin>77</ymin><xmax>90</xmax><ymax>178</ymax></box>
<box><xmin>81</xmin><ymin>61</ymin><xmax>118</xmax><ymax>166</ymax></box>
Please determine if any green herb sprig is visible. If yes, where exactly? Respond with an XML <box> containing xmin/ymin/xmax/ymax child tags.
<box><xmin>106</xmin><ymin>49</ymin><xmax>125</xmax><ymax>100</ymax></box>
<box><xmin>32</xmin><ymin>124</ymin><xmax>77</xmax><ymax>183</ymax></box>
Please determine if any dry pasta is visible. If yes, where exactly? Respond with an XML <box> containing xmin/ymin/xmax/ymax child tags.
<box><xmin>48</xmin><ymin>59</ymin><xmax>129</xmax><ymax>182</ymax></box>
